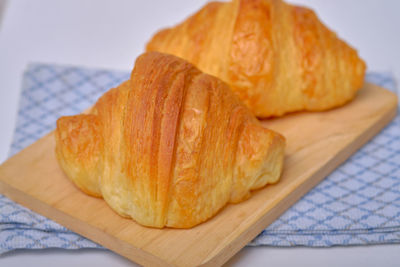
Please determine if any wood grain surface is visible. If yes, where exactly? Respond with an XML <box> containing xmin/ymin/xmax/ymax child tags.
<box><xmin>0</xmin><ymin>82</ymin><xmax>397</xmax><ymax>267</ymax></box>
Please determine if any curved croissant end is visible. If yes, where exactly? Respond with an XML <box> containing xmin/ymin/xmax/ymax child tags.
<box><xmin>146</xmin><ymin>0</ymin><xmax>366</xmax><ymax>117</ymax></box>
<box><xmin>55</xmin><ymin>114</ymin><xmax>103</xmax><ymax>197</ymax></box>
<box><xmin>232</xmin><ymin>123</ymin><xmax>285</xmax><ymax>203</ymax></box>
<box><xmin>55</xmin><ymin>52</ymin><xmax>285</xmax><ymax>228</ymax></box>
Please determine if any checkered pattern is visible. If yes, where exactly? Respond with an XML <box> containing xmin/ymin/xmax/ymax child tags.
<box><xmin>252</xmin><ymin>72</ymin><xmax>400</xmax><ymax>246</ymax></box>
<box><xmin>1</xmin><ymin>64</ymin><xmax>129</xmax><ymax>253</ymax></box>
<box><xmin>0</xmin><ymin>64</ymin><xmax>398</xmax><ymax>254</ymax></box>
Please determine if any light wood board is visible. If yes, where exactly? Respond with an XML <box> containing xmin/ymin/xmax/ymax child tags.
<box><xmin>0</xmin><ymin>83</ymin><xmax>397</xmax><ymax>266</ymax></box>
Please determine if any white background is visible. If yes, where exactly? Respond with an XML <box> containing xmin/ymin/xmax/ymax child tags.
<box><xmin>0</xmin><ymin>0</ymin><xmax>399</xmax><ymax>266</ymax></box>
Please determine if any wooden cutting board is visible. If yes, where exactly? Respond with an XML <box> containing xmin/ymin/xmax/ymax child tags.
<box><xmin>0</xmin><ymin>82</ymin><xmax>397</xmax><ymax>267</ymax></box>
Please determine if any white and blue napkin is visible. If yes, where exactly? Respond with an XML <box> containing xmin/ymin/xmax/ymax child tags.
<box><xmin>0</xmin><ymin>64</ymin><xmax>398</xmax><ymax>253</ymax></box>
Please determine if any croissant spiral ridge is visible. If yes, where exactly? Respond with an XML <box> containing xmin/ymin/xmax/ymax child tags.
<box><xmin>146</xmin><ymin>0</ymin><xmax>366</xmax><ymax>117</ymax></box>
<box><xmin>55</xmin><ymin>52</ymin><xmax>285</xmax><ymax>228</ymax></box>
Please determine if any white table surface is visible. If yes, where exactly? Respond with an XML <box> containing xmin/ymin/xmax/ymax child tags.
<box><xmin>0</xmin><ymin>0</ymin><xmax>399</xmax><ymax>266</ymax></box>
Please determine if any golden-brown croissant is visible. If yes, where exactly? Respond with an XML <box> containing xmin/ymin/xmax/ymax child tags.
<box><xmin>146</xmin><ymin>0</ymin><xmax>366</xmax><ymax>117</ymax></box>
<box><xmin>55</xmin><ymin>52</ymin><xmax>285</xmax><ymax>228</ymax></box>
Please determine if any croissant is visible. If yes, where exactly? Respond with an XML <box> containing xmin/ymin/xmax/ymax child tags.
<box><xmin>146</xmin><ymin>0</ymin><xmax>366</xmax><ymax>117</ymax></box>
<box><xmin>55</xmin><ymin>52</ymin><xmax>285</xmax><ymax>228</ymax></box>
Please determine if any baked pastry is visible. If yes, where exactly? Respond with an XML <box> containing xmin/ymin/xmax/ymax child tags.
<box><xmin>146</xmin><ymin>0</ymin><xmax>366</xmax><ymax>117</ymax></box>
<box><xmin>55</xmin><ymin>52</ymin><xmax>285</xmax><ymax>228</ymax></box>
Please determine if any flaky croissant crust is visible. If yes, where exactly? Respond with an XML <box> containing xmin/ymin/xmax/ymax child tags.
<box><xmin>55</xmin><ymin>52</ymin><xmax>285</xmax><ymax>228</ymax></box>
<box><xmin>146</xmin><ymin>0</ymin><xmax>366</xmax><ymax>117</ymax></box>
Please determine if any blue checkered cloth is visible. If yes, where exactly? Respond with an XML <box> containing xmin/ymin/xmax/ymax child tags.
<box><xmin>0</xmin><ymin>64</ymin><xmax>398</xmax><ymax>254</ymax></box>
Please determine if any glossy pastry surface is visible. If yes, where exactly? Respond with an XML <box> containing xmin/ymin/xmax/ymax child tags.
<box><xmin>146</xmin><ymin>0</ymin><xmax>366</xmax><ymax>117</ymax></box>
<box><xmin>55</xmin><ymin>52</ymin><xmax>285</xmax><ymax>228</ymax></box>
